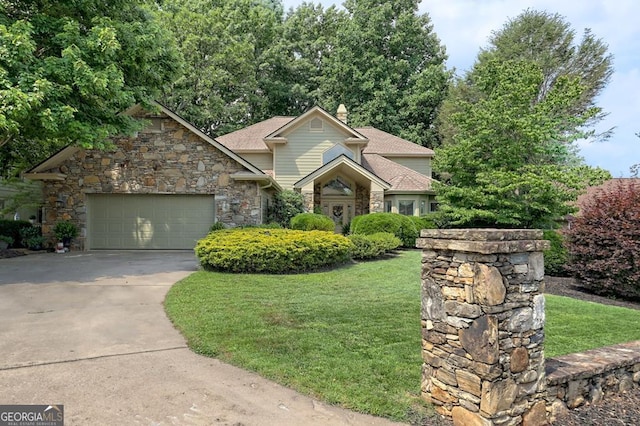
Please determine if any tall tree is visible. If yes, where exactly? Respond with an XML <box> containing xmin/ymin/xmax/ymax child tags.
<box><xmin>261</xmin><ymin>2</ymin><xmax>345</xmax><ymax>116</ymax></box>
<box><xmin>157</xmin><ymin>0</ymin><xmax>284</xmax><ymax>137</ymax></box>
<box><xmin>0</xmin><ymin>0</ymin><xmax>181</xmax><ymax>177</ymax></box>
<box><xmin>479</xmin><ymin>9</ymin><xmax>613</xmax><ymax>141</ymax></box>
<box><xmin>434</xmin><ymin>59</ymin><xmax>611</xmax><ymax>228</ymax></box>
<box><xmin>319</xmin><ymin>0</ymin><xmax>450</xmax><ymax>147</ymax></box>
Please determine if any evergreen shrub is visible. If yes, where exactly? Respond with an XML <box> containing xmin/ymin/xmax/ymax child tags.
<box><xmin>195</xmin><ymin>228</ymin><xmax>354</xmax><ymax>274</ymax></box>
<box><xmin>348</xmin><ymin>232</ymin><xmax>401</xmax><ymax>260</ymax></box>
<box><xmin>350</xmin><ymin>213</ymin><xmax>418</xmax><ymax>247</ymax></box>
<box><xmin>290</xmin><ymin>213</ymin><xmax>335</xmax><ymax>231</ymax></box>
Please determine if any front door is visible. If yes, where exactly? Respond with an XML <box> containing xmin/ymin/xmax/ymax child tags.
<box><xmin>327</xmin><ymin>202</ymin><xmax>353</xmax><ymax>233</ymax></box>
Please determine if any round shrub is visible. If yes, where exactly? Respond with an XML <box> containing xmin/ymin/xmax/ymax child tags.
<box><xmin>565</xmin><ymin>180</ymin><xmax>640</xmax><ymax>299</ymax></box>
<box><xmin>195</xmin><ymin>228</ymin><xmax>354</xmax><ymax>274</ymax></box>
<box><xmin>542</xmin><ymin>229</ymin><xmax>568</xmax><ymax>276</ymax></box>
<box><xmin>408</xmin><ymin>215</ymin><xmax>438</xmax><ymax>232</ymax></box>
<box><xmin>351</xmin><ymin>213</ymin><xmax>418</xmax><ymax>248</ymax></box>
<box><xmin>348</xmin><ymin>232</ymin><xmax>401</xmax><ymax>260</ymax></box>
<box><xmin>290</xmin><ymin>213</ymin><xmax>334</xmax><ymax>231</ymax></box>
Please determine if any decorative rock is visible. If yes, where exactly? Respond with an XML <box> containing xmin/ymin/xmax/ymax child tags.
<box><xmin>460</xmin><ymin>315</ymin><xmax>499</xmax><ymax>365</ymax></box>
<box><xmin>522</xmin><ymin>401</ymin><xmax>547</xmax><ymax>426</ymax></box>
<box><xmin>432</xmin><ymin>386</ymin><xmax>457</xmax><ymax>404</ymax></box>
<box><xmin>452</xmin><ymin>406</ymin><xmax>492</xmax><ymax>426</ymax></box>
<box><xmin>423</xmin><ymin>277</ymin><xmax>446</xmax><ymax>321</ymax></box>
<box><xmin>619</xmin><ymin>375</ymin><xmax>634</xmax><ymax>392</ymax></box>
<box><xmin>473</xmin><ymin>264</ymin><xmax>506</xmax><ymax>306</ymax></box>
<box><xmin>445</xmin><ymin>301</ymin><xmax>482</xmax><ymax>318</ymax></box>
<box><xmin>480</xmin><ymin>379</ymin><xmax>518</xmax><ymax>415</ymax></box>
<box><xmin>456</xmin><ymin>370</ymin><xmax>482</xmax><ymax>397</ymax></box>
<box><xmin>459</xmin><ymin>263</ymin><xmax>474</xmax><ymax>278</ymax></box>
<box><xmin>507</xmin><ymin>307</ymin><xmax>533</xmax><ymax>332</ymax></box>
<box><xmin>532</xmin><ymin>295</ymin><xmax>545</xmax><ymax>330</ymax></box>
<box><xmin>510</xmin><ymin>347</ymin><xmax>529</xmax><ymax>373</ymax></box>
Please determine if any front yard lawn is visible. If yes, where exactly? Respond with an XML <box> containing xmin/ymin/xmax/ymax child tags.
<box><xmin>164</xmin><ymin>250</ymin><xmax>640</xmax><ymax>423</ymax></box>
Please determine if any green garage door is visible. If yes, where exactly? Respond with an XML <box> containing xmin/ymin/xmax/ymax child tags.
<box><xmin>88</xmin><ymin>194</ymin><xmax>215</xmax><ymax>249</ymax></box>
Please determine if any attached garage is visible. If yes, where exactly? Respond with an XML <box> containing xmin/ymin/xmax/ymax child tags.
<box><xmin>87</xmin><ymin>194</ymin><xmax>215</xmax><ymax>249</ymax></box>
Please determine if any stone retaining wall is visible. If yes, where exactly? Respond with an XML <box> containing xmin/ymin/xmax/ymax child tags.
<box><xmin>546</xmin><ymin>341</ymin><xmax>640</xmax><ymax>421</ymax></box>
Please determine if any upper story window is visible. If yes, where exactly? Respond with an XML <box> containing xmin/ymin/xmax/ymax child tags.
<box><xmin>310</xmin><ymin>117</ymin><xmax>323</xmax><ymax>131</ymax></box>
<box><xmin>323</xmin><ymin>143</ymin><xmax>354</xmax><ymax>165</ymax></box>
<box><xmin>322</xmin><ymin>176</ymin><xmax>353</xmax><ymax>196</ymax></box>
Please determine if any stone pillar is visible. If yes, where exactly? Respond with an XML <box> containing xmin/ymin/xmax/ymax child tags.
<box><xmin>369</xmin><ymin>183</ymin><xmax>384</xmax><ymax>213</ymax></box>
<box><xmin>416</xmin><ymin>229</ymin><xmax>550</xmax><ymax>426</ymax></box>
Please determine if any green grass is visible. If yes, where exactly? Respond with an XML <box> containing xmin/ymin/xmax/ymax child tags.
<box><xmin>165</xmin><ymin>250</ymin><xmax>640</xmax><ymax>422</ymax></box>
<box><xmin>544</xmin><ymin>294</ymin><xmax>640</xmax><ymax>357</ymax></box>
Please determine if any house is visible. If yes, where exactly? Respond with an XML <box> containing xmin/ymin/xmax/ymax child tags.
<box><xmin>216</xmin><ymin>104</ymin><xmax>435</xmax><ymax>229</ymax></box>
<box><xmin>24</xmin><ymin>103</ymin><xmax>435</xmax><ymax>250</ymax></box>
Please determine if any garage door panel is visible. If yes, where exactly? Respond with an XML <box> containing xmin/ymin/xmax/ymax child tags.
<box><xmin>88</xmin><ymin>194</ymin><xmax>215</xmax><ymax>249</ymax></box>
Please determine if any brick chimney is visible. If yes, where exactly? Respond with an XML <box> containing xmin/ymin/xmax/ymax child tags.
<box><xmin>336</xmin><ymin>104</ymin><xmax>347</xmax><ymax>124</ymax></box>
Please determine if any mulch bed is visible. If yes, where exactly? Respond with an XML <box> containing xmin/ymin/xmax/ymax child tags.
<box><xmin>545</xmin><ymin>276</ymin><xmax>640</xmax><ymax>425</ymax></box>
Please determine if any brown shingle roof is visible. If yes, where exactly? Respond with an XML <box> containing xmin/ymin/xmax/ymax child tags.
<box><xmin>216</xmin><ymin>117</ymin><xmax>294</xmax><ymax>151</ymax></box>
<box><xmin>576</xmin><ymin>178</ymin><xmax>640</xmax><ymax>211</ymax></box>
<box><xmin>216</xmin><ymin>117</ymin><xmax>434</xmax><ymax>157</ymax></box>
<box><xmin>362</xmin><ymin>154</ymin><xmax>433</xmax><ymax>192</ymax></box>
<box><xmin>358</xmin><ymin>127</ymin><xmax>434</xmax><ymax>156</ymax></box>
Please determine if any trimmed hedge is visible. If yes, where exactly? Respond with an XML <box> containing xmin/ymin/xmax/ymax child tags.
<box><xmin>195</xmin><ymin>228</ymin><xmax>354</xmax><ymax>274</ymax></box>
<box><xmin>0</xmin><ymin>220</ymin><xmax>33</xmax><ymax>248</ymax></box>
<box><xmin>290</xmin><ymin>213</ymin><xmax>334</xmax><ymax>231</ymax></box>
<box><xmin>350</xmin><ymin>213</ymin><xmax>418</xmax><ymax>247</ymax></box>
<box><xmin>348</xmin><ymin>232</ymin><xmax>401</xmax><ymax>260</ymax></box>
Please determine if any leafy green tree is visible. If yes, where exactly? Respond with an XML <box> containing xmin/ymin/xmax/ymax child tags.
<box><xmin>261</xmin><ymin>2</ymin><xmax>345</xmax><ymax>116</ymax></box>
<box><xmin>434</xmin><ymin>59</ymin><xmax>610</xmax><ymax>228</ymax></box>
<box><xmin>479</xmin><ymin>9</ymin><xmax>613</xmax><ymax>141</ymax></box>
<box><xmin>317</xmin><ymin>0</ymin><xmax>451</xmax><ymax>147</ymax></box>
<box><xmin>157</xmin><ymin>0</ymin><xmax>285</xmax><ymax>137</ymax></box>
<box><xmin>0</xmin><ymin>0</ymin><xmax>181</xmax><ymax>177</ymax></box>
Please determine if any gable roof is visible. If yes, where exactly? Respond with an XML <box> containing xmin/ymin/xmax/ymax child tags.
<box><xmin>216</xmin><ymin>116</ymin><xmax>293</xmax><ymax>152</ymax></box>
<box><xmin>24</xmin><ymin>102</ymin><xmax>279</xmax><ymax>188</ymax></box>
<box><xmin>294</xmin><ymin>154</ymin><xmax>390</xmax><ymax>190</ymax></box>
<box><xmin>264</xmin><ymin>106</ymin><xmax>367</xmax><ymax>143</ymax></box>
<box><xmin>215</xmin><ymin>109</ymin><xmax>431</xmax><ymax>157</ymax></box>
<box><xmin>362</xmin><ymin>154</ymin><xmax>434</xmax><ymax>193</ymax></box>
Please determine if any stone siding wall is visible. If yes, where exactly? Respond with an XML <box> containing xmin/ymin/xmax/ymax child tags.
<box><xmin>42</xmin><ymin>113</ymin><xmax>263</xmax><ymax>249</ymax></box>
<box><xmin>369</xmin><ymin>189</ymin><xmax>384</xmax><ymax>214</ymax></box>
<box><xmin>417</xmin><ymin>229</ymin><xmax>550</xmax><ymax>426</ymax></box>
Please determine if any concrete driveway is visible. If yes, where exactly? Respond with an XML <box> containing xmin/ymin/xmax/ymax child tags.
<box><xmin>0</xmin><ymin>251</ymin><xmax>402</xmax><ymax>425</ymax></box>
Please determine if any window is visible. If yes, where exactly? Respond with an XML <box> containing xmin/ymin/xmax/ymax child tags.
<box><xmin>430</xmin><ymin>202</ymin><xmax>439</xmax><ymax>212</ymax></box>
<box><xmin>322</xmin><ymin>176</ymin><xmax>353</xmax><ymax>196</ymax></box>
<box><xmin>399</xmin><ymin>200</ymin><xmax>414</xmax><ymax>216</ymax></box>
<box><xmin>384</xmin><ymin>201</ymin><xmax>392</xmax><ymax>213</ymax></box>
<box><xmin>323</xmin><ymin>143</ymin><xmax>354</xmax><ymax>165</ymax></box>
<box><xmin>420</xmin><ymin>200</ymin><xmax>426</xmax><ymax>215</ymax></box>
<box><xmin>310</xmin><ymin>117</ymin><xmax>323</xmax><ymax>131</ymax></box>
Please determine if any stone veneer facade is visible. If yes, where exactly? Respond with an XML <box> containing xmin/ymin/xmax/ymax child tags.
<box><xmin>41</xmin><ymin>112</ymin><xmax>267</xmax><ymax>249</ymax></box>
<box><xmin>416</xmin><ymin>229</ymin><xmax>550</xmax><ymax>426</ymax></box>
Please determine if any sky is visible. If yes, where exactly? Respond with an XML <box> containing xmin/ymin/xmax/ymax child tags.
<box><xmin>282</xmin><ymin>0</ymin><xmax>639</xmax><ymax>177</ymax></box>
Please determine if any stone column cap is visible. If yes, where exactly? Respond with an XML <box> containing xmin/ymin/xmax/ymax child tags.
<box><xmin>416</xmin><ymin>229</ymin><xmax>550</xmax><ymax>254</ymax></box>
